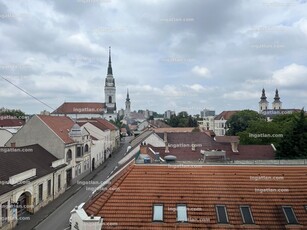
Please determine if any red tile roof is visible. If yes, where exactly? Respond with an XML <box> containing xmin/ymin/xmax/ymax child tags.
<box><xmin>154</xmin><ymin>127</ymin><xmax>195</xmax><ymax>133</ymax></box>
<box><xmin>77</xmin><ymin>118</ymin><xmax>117</xmax><ymax>131</ymax></box>
<box><xmin>95</xmin><ymin>118</ymin><xmax>118</xmax><ymax>131</ymax></box>
<box><xmin>214</xmin><ymin>111</ymin><xmax>240</xmax><ymax>120</ymax></box>
<box><xmin>0</xmin><ymin>118</ymin><xmax>25</xmax><ymax>127</ymax></box>
<box><xmin>153</xmin><ymin>132</ymin><xmax>275</xmax><ymax>161</ymax></box>
<box><xmin>215</xmin><ymin>136</ymin><xmax>239</xmax><ymax>143</ymax></box>
<box><xmin>148</xmin><ymin>120</ymin><xmax>171</xmax><ymax>128</ymax></box>
<box><xmin>52</xmin><ymin>102</ymin><xmax>106</xmax><ymax>114</ymax></box>
<box><xmin>85</xmin><ymin>164</ymin><xmax>307</xmax><ymax>229</ymax></box>
<box><xmin>37</xmin><ymin>115</ymin><xmax>75</xmax><ymax>144</ymax></box>
<box><xmin>77</xmin><ymin>120</ymin><xmax>109</xmax><ymax>132</ymax></box>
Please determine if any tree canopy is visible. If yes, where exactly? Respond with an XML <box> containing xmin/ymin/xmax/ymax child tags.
<box><xmin>165</xmin><ymin>111</ymin><xmax>198</xmax><ymax>127</ymax></box>
<box><xmin>226</xmin><ymin>110</ymin><xmax>265</xmax><ymax>135</ymax></box>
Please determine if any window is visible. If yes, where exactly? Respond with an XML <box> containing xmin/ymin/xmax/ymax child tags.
<box><xmin>38</xmin><ymin>184</ymin><xmax>43</xmax><ymax>202</ymax></box>
<box><xmin>66</xmin><ymin>149</ymin><xmax>72</xmax><ymax>162</ymax></box>
<box><xmin>47</xmin><ymin>179</ymin><xmax>52</xmax><ymax>196</ymax></box>
<box><xmin>240</xmin><ymin>206</ymin><xmax>254</xmax><ymax>224</ymax></box>
<box><xmin>216</xmin><ymin>205</ymin><xmax>229</xmax><ymax>224</ymax></box>
<box><xmin>1</xmin><ymin>202</ymin><xmax>8</xmax><ymax>224</ymax></box>
<box><xmin>109</xmin><ymin>96</ymin><xmax>112</xmax><ymax>103</ymax></box>
<box><xmin>58</xmin><ymin>175</ymin><xmax>61</xmax><ymax>192</ymax></box>
<box><xmin>177</xmin><ymin>204</ymin><xmax>187</xmax><ymax>222</ymax></box>
<box><xmin>84</xmin><ymin>144</ymin><xmax>89</xmax><ymax>153</ymax></box>
<box><xmin>282</xmin><ymin>206</ymin><xmax>299</xmax><ymax>224</ymax></box>
<box><xmin>153</xmin><ymin>204</ymin><xmax>163</xmax><ymax>222</ymax></box>
<box><xmin>76</xmin><ymin>146</ymin><xmax>82</xmax><ymax>157</ymax></box>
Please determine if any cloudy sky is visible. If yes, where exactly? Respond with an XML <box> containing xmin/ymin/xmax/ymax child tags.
<box><xmin>0</xmin><ymin>0</ymin><xmax>307</xmax><ymax>115</ymax></box>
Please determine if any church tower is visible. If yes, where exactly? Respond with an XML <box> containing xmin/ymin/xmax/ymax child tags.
<box><xmin>104</xmin><ymin>47</ymin><xmax>117</xmax><ymax>121</ymax></box>
<box><xmin>259</xmin><ymin>88</ymin><xmax>269</xmax><ymax>113</ymax></box>
<box><xmin>125</xmin><ymin>89</ymin><xmax>131</xmax><ymax>118</ymax></box>
<box><xmin>272</xmin><ymin>89</ymin><xmax>282</xmax><ymax>110</ymax></box>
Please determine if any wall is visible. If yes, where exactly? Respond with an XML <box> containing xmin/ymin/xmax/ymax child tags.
<box><xmin>5</xmin><ymin>116</ymin><xmax>65</xmax><ymax>159</ymax></box>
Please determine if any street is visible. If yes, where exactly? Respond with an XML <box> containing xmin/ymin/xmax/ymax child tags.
<box><xmin>29</xmin><ymin>137</ymin><xmax>131</xmax><ymax>230</ymax></box>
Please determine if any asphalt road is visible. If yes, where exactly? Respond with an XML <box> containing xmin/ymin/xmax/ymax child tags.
<box><xmin>34</xmin><ymin>137</ymin><xmax>132</xmax><ymax>230</ymax></box>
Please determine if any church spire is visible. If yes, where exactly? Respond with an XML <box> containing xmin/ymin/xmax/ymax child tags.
<box><xmin>261</xmin><ymin>88</ymin><xmax>267</xmax><ymax>100</ymax></box>
<box><xmin>126</xmin><ymin>89</ymin><xmax>130</xmax><ymax>101</ymax></box>
<box><xmin>274</xmin><ymin>89</ymin><xmax>280</xmax><ymax>101</ymax></box>
<box><xmin>107</xmin><ymin>46</ymin><xmax>113</xmax><ymax>75</ymax></box>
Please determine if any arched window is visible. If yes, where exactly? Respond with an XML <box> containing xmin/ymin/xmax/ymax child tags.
<box><xmin>66</xmin><ymin>149</ymin><xmax>72</xmax><ymax>162</ymax></box>
<box><xmin>84</xmin><ymin>144</ymin><xmax>89</xmax><ymax>152</ymax></box>
<box><xmin>109</xmin><ymin>96</ymin><xmax>112</xmax><ymax>103</ymax></box>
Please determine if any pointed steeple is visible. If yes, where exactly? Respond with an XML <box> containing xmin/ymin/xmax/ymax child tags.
<box><xmin>107</xmin><ymin>46</ymin><xmax>113</xmax><ymax>75</ymax></box>
<box><xmin>126</xmin><ymin>89</ymin><xmax>130</xmax><ymax>102</ymax></box>
<box><xmin>274</xmin><ymin>89</ymin><xmax>280</xmax><ymax>101</ymax></box>
<box><xmin>261</xmin><ymin>88</ymin><xmax>267</xmax><ymax>100</ymax></box>
<box><xmin>259</xmin><ymin>88</ymin><xmax>269</xmax><ymax>113</ymax></box>
<box><xmin>272</xmin><ymin>88</ymin><xmax>282</xmax><ymax>110</ymax></box>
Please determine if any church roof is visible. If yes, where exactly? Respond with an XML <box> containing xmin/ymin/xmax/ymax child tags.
<box><xmin>52</xmin><ymin>102</ymin><xmax>106</xmax><ymax>115</ymax></box>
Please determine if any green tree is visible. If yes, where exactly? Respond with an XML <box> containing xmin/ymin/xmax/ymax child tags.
<box><xmin>276</xmin><ymin>109</ymin><xmax>307</xmax><ymax>159</ymax></box>
<box><xmin>238</xmin><ymin>120</ymin><xmax>284</xmax><ymax>145</ymax></box>
<box><xmin>165</xmin><ymin>112</ymin><xmax>198</xmax><ymax>127</ymax></box>
<box><xmin>0</xmin><ymin>108</ymin><xmax>26</xmax><ymax>118</ymax></box>
<box><xmin>226</xmin><ymin>110</ymin><xmax>264</xmax><ymax>135</ymax></box>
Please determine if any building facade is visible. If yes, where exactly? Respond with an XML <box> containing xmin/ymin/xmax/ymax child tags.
<box><xmin>0</xmin><ymin>145</ymin><xmax>66</xmax><ymax>230</ymax></box>
<box><xmin>5</xmin><ymin>115</ymin><xmax>92</xmax><ymax>187</ymax></box>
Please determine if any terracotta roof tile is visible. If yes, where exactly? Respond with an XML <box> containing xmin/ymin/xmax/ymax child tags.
<box><xmin>0</xmin><ymin>118</ymin><xmax>25</xmax><ymax>127</ymax></box>
<box><xmin>215</xmin><ymin>111</ymin><xmax>240</xmax><ymax>120</ymax></box>
<box><xmin>52</xmin><ymin>102</ymin><xmax>105</xmax><ymax>114</ymax></box>
<box><xmin>85</xmin><ymin>164</ymin><xmax>307</xmax><ymax>229</ymax></box>
<box><xmin>37</xmin><ymin>115</ymin><xmax>75</xmax><ymax>144</ymax></box>
<box><xmin>154</xmin><ymin>127</ymin><xmax>195</xmax><ymax>133</ymax></box>
<box><xmin>153</xmin><ymin>132</ymin><xmax>275</xmax><ymax>161</ymax></box>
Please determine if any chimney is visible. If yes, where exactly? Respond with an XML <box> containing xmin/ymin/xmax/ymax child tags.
<box><xmin>231</xmin><ymin>142</ymin><xmax>238</xmax><ymax>152</ymax></box>
<box><xmin>165</xmin><ymin>141</ymin><xmax>169</xmax><ymax>153</ymax></box>
<box><xmin>164</xmin><ymin>132</ymin><xmax>167</xmax><ymax>142</ymax></box>
<box><xmin>140</xmin><ymin>143</ymin><xmax>148</xmax><ymax>154</ymax></box>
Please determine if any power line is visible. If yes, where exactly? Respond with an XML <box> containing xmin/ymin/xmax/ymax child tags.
<box><xmin>0</xmin><ymin>75</ymin><xmax>55</xmax><ymax>111</ymax></box>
